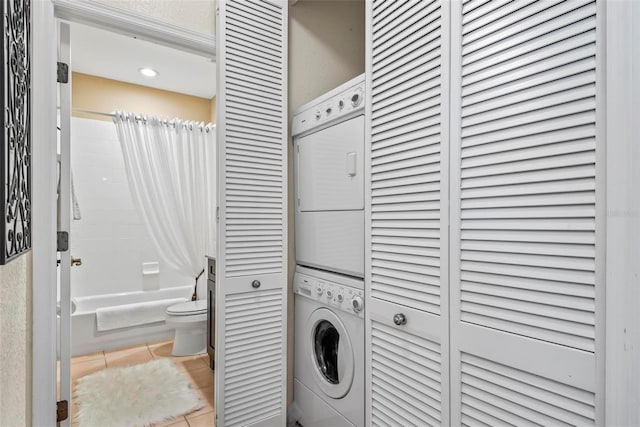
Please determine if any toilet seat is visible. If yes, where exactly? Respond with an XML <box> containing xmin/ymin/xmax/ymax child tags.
<box><xmin>166</xmin><ymin>300</ymin><xmax>207</xmax><ymax>316</ymax></box>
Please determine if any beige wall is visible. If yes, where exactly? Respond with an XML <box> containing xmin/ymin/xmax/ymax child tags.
<box><xmin>95</xmin><ymin>0</ymin><xmax>215</xmax><ymax>35</ymax></box>
<box><xmin>73</xmin><ymin>72</ymin><xmax>213</xmax><ymax>123</ymax></box>
<box><xmin>287</xmin><ymin>0</ymin><xmax>365</xmax><ymax>403</ymax></box>
<box><xmin>289</xmin><ymin>0</ymin><xmax>365</xmax><ymax>109</ymax></box>
<box><xmin>210</xmin><ymin>96</ymin><xmax>217</xmax><ymax>124</ymax></box>
<box><xmin>0</xmin><ymin>253</ymin><xmax>33</xmax><ymax>426</ymax></box>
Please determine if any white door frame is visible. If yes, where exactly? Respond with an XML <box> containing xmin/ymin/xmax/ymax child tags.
<box><xmin>31</xmin><ymin>1</ymin><xmax>58</xmax><ymax>425</ymax></box>
<box><xmin>31</xmin><ymin>2</ymin><xmax>216</xmax><ymax>424</ymax></box>
<box><xmin>604</xmin><ymin>1</ymin><xmax>640</xmax><ymax>425</ymax></box>
<box><xmin>57</xmin><ymin>21</ymin><xmax>72</xmax><ymax>427</ymax></box>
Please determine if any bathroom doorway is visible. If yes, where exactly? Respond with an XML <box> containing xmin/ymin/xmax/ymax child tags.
<box><xmin>54</xmin><ymin>4</ymin><xmax>217</xmax><ymax>426</ymax></box>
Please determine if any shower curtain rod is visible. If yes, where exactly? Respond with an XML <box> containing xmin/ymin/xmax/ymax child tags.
<box><xmin>72</xmin><ymin>109</ymin><xmax>167</xmax><ymax>123</ymax></box>
<box><xmin>68</xmin><ymin>108</ymin><xmax>216</xmax><ymax>129</ymax></box>
<box><xmin>72</xmin><ymin>108</ymin><xmax>118</xmax><ymax>118</ymax></box>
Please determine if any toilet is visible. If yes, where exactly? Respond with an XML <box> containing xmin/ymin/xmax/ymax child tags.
<box><xmin>165</xmin><ymin>299</ymin><xmax>208</xmax><ymax>356</ymax></box>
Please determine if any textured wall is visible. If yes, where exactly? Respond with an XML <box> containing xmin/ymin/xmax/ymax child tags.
<box><xmin>289</xmin><ymin>0</ymin><xmax>365</xmax><ymax>110</ymax></box>
<box><xmin>96</xmin><ymin>0</ymin><xmax>215</xmax><ymax>35</ymax></box>
<box><xmin>287</xmin><ymin>0</ymin><xmax>365</xmax><ymax>403</ymax></box>
<box><xmin>0</xmin><ymin>253</ymin><xmax>33</xmax><ymax>427</ymax></box>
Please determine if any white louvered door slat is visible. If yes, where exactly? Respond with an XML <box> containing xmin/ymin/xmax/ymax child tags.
<box><xmin>365</xmin><ymin>0</ymin><xmax>450</xmax><ymax>425</ymax></box>
<box><xmin>450</xmin><ymin>0</ymin><xmax>604</xmax><ymax>425</ymax></box>
<box><xmin>216</xmin><ymin>1</ymin><xmax>287</xmax><ymax>426</ymax></box>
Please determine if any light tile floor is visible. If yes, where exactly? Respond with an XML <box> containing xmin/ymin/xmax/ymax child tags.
<box><xmin>63</xmin><ymin>340</ymin><xmax>214</xmax><ymax>427</ymax></box>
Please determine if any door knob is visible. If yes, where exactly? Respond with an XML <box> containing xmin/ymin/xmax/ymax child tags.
<box><xmin>393</xmin><ymin>313</ymin><xmax>407</xmax><ymax>326</ymax></box>
<box><xmin>71</xmin><ymin>257</ymin><xmax>82</xmax><ymax>267</ymax></box>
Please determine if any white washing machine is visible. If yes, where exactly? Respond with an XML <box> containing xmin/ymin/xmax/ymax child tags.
<box><xmin>292</xmin><ymin>74</ymin><xmax>365</xmax><ymax>278</ymax></box>
<box><xmin>293</xmin><ymin>265</ymin><xmax>364</xmax><ymax>427</ymax></box>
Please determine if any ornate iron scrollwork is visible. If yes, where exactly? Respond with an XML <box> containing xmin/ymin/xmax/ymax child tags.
<box><xmin>1</xmin><ymin>0</ymin><xmax>30</xmax><ymax>264</ymax></box>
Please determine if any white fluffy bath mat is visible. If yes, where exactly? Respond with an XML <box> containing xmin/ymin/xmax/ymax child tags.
<box><xmin>75</xmin><ymin>358</ymin><xmax>203</xmax><ymax>427</ymax></box>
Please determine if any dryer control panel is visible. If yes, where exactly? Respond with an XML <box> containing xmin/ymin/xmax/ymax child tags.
<box><xmin>294</xmin><ymin>270</ymin><xmax>364</xmax><ymax>318</ymax></box>
<box><xmin>292</xmin><ymin>74</ymin><xmax>365</xmax><ymax>138</ymax></box>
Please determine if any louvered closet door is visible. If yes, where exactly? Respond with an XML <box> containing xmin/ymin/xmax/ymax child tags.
<box><xmin>215</xmin><ymin>1</ymin><xmax>287</xmax><ymax>426</ymax></box>
<box><xmin>449</xmin><ymin>0</ymin><xmax>605</xmax><ymax>425</ymax></box>
<box><xmin>365</xmin><ymin>1</ymin><xmax>450</xmax><ymax>425</ymax></box>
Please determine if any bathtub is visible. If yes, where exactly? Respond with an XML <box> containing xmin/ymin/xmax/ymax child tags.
<box><xmin>67</xmin><ymin>285</ymin><xmax>192</xmax><ymax>356</ymax></box>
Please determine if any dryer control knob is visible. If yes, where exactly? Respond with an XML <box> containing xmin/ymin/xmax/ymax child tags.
<box><xmin>316</xmin><ymin>286</ymin><xmax>323</xmax><ymax>296</ymax></box>
<box><xmin>315</xmin><ymin>110</ymin><xmax>322</xmax><ymax>119</ymax></box>
<box><xmin>337</xmin><ymin>294</ymin><xmax>344</xmax><ymax>303</ymax></box>
<box><xmin>326</xmin><ymin>290</ymin><xmax>333</xmax><ymax>298</ymax></box>
<box><xmin>352</xmin><ymin>296</ymin><xmax>363</xmax><ymax>313</ymax></box>
<box><xmin>351</xmin><ymin>88</ymin><xmax>363</xmax><ymax>107</ymax></box>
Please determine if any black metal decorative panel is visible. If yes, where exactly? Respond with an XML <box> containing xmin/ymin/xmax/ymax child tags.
<box><xmin>1</xmin><ymin>0</ymin><xmax>30</xmax><ymax>264</ymax></box>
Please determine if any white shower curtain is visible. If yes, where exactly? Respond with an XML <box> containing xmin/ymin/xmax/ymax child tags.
<box><xmin>113</xmin><ymin>111</ymin><xmax>216</xmax><ymax>290</ymax></box>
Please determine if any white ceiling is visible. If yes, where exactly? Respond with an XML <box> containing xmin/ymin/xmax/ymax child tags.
<box><xmin>70</xmin><ymin>22</ymin><xmax>216</xmax><ymax>99</ymax></box>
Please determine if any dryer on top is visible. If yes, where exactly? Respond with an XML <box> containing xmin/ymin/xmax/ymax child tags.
<box><xmin>292</xmin><ymin>74</ymin><xmax>365</xmax><ymax>278</ymax></box>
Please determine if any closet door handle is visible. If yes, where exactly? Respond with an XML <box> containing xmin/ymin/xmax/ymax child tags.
<box><xmin>393</xmin><ymin>313</ymin><xmax>407</xmax><ymax>326</ymax></box>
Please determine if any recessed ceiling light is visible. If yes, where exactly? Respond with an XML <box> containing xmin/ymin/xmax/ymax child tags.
<box><xmin>139</xmin><ymin>67</ymin><xmax>158</xmax><ymax>77</ymax></box>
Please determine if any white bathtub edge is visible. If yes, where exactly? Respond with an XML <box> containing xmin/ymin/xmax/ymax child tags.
<box><xmin>67</xmin><ymin>285</ymin><xmax>194</xmax><ymax>356</ymax></box>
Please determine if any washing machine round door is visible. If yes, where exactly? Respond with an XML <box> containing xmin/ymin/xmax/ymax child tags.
<box><xmin>307</xmin><ymin>307</ymin><xmax>354</xmax><ymax>399</ymax></box>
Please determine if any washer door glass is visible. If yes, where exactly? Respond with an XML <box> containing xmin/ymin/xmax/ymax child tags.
<box><xmin>314</xmin><ymin>320</ymin><xmax>340</xmax><ymax>384</ymax></box>
<box><xmin>307</xmin><ymin>308</ymin><xmax>354</xmax><ymax>399</ymax></box>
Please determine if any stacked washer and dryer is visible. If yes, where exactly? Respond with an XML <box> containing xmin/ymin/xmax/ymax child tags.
<box><xmin>291</xmin><ymin>74</ymin><xmax>366</xmax><ymax>427</ymax></box>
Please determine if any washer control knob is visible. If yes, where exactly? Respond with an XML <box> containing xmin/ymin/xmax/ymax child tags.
<box><xmin>316</xmin><ymin>286</ymin><xmax>323</xmax><ymax>296</ymax></box>
<box><xmin>326</xmin><ymin>107</ymin><xmax>332</xmax><ymax>115</ymax></box>
<box><xmin>338</xmin><ymin>99</ymin><xmax>344</xmax><ymax>109</ymax></box>
<box><xmin>337</xmin><ymin>294</ymin><xmax>344</xmax><ymax>303</ymax></box>
<box><xmin>352</xmin><ymin>296</ymin><xmax>363</xmax><ymax>313</ymax></box>
<box><xmin>326</xmin><ymin>289</ymin><xmax>333</xmax><ymax>298</ymax></box>
<box><xmin>315</xmin><ymin>110</ymin><xmax>322</xmax><ymax>119</ymax></box>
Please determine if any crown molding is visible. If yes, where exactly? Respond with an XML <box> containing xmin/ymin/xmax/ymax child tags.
<box><xmin>52</xmin><ymin>0</ymin><xmax>216</xmax><ymax>60</ymax></box>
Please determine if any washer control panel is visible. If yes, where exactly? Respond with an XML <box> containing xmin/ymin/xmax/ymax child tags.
<box><xmin>294</xmin><ymin>271</ymin><xmax>364</xmax><ymax>317</ymax></box>
<box><xmin>292</xmin><ymin>74</ymin><xmax>365</xmax><ymax>137</ymax></box>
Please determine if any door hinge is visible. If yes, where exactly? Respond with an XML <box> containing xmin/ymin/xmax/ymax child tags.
<box><xmin>57</xmin><ymin>62</ymin><xmax>69</xmax><ymax>83</ymax></box>
<box><xmin>57</xmin><ymin>400</ymin><xmax>68</xmax><ymax>422</ymax></box>
<box><xmin>57</xmin><ymin>231</ymin><xmax>69</xmax><ymax>252</ymax></box>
